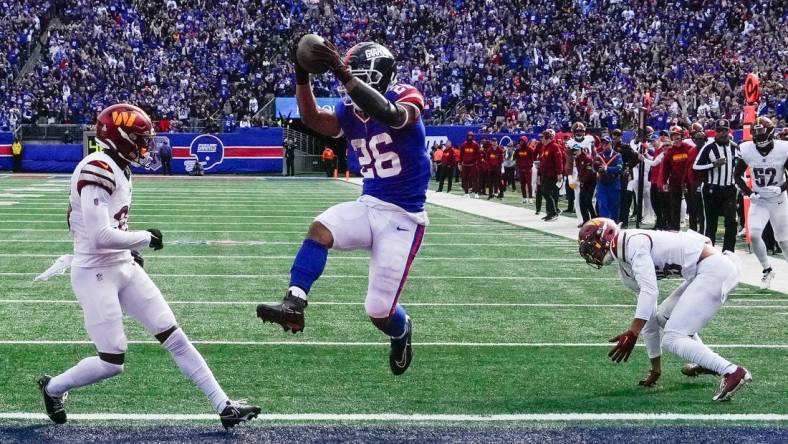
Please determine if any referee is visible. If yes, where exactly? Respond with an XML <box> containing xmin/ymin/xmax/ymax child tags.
<box><xmin>692</xmin><ymin>119</ymin><xmax>738</xmax><ymax>252</ymax></box>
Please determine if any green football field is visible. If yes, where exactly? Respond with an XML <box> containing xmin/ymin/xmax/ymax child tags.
<box><xmin>1</xmin><ymin>174</ymin><xmax>788</xmax><ymax>432</ymax></box>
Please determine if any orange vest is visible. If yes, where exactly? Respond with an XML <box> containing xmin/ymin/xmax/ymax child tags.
<box><xmin>322</xmin><ymin>148</ymin><xmax>335</xmax><ymax>161</ymax></box>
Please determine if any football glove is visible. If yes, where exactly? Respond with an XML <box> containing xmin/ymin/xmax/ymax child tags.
<box><xmin>131</xmin><ymin>250</ymin><xmax>144</xmax><ymax>268</ymax></box>
<box><xmin>608</xmin><ymin>330</ymin><xmax>638</xmax><ymax>363</ymax></box>
<box><xmin>309</xmin><ymin>40</ymin><xmax>352</xmax><ymax>84</ymax></box>
<box><xmin>758</xmin><ymin>185</ymin><xmax>782</xmax><ymax>199</ymax></box>
<box><xmin>147</xmin><ymin>228</ymin><xmax>163</xmax><ymax>251</ymax></box>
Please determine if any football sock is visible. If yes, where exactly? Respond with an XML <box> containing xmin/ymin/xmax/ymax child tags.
<box><xmin>163</xmin><ymin>328</ymin><xmax>229</xmax><ymax>412</ymax></box>
<box><xmin>46</xmin><ymin>356</ymin><xmax>123</xmax><ymax>397</ymax></box>
<box><xmin>289</xmin><ymin>239</ymin><xmax>328</xmax><ymax>298</ymax></box>
<box><xmin>750</xmin><ymin>234</ymin><xmax>770</xmax><ymax>269</ymax></box>
<box><xmin>663</xmin><ymin>330</ymin><xmax>736</xmax><ymax>376</ymax></box>
<box><xmin>382</xmin><ymin>305</ymin><xmax>408</xmax><ymax>338</ymax></box>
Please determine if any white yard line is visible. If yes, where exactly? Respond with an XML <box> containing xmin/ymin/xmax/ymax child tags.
<box><xmin>0</xmin><ymin>299</ymin><xmax>784</xmax><ymax>309</ymax></box>
<box><xmin>0</xmin><ymin>240</ymin><xmax>573</xmax><ymax>247</ymax></box>
<box><xmin>0</xmin><ymin>272</ymin><xmax>614</xmax><ymax>280</ymax></box>
<box><xmin>1</xmin><ymin>412</ymin><xmax>788</xmax><ymax>422</ymax></box>
<box><xmin>0</xmin><ymin>253</ymin><xmax>582</xmax><ymax>262</ymax></box>
<box><xmin>0</xmin><ymin>202</ymin><xmax>17</xmax><ymax>206</ymax></box>
<box><xmin>1</xmin><ymin>340</ymin><xmax>786</xmax><ymax>348</ymax></box>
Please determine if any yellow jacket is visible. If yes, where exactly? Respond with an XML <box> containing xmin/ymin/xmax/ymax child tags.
<box><xmin>11</xmin><ymin>141</ymin><xmax>22</xmax><ymax>155</ymax></box>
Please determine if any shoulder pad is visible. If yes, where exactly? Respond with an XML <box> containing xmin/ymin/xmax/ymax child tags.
<box><xmin>387</xmin><ymin>83</ymin><xmax>425</xmax><ymax>112</ymax></box>
<box><xmin>77</xmin><ymin>159</ymin><xmax>116</xmax><ymax>195</ymax></box>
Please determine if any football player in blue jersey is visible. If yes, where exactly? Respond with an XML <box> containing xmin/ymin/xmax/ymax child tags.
<box><xmin>256</xmin><ymin>39</ymin><xmax>430</xmax><ymax>375</ymax></box>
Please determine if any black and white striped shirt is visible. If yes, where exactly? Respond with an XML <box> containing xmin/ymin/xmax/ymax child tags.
<box><xmin>693</xmin><ymin>141</ymin><xmax>738</xmax><ymax>187</ymax></box>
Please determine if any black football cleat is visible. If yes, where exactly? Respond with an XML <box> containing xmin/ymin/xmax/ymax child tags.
<box><xmin>38</xmin><ymin>375</ymin><xmax>67</xmax><ymax>424</ymax></box>
<box><xmin>219</xmin><ymin>400</ymin><xmax>261</xmax><ymax>429</ymax></box>
<box><xmin>389</xmin><ymin>317</ymin><xmax>413</xmax><ymax>375</ymax></box>
<box><xmin>256</xmin><ymin>291</ymin><xmax>307</xmax><ymax>333</ymax></box>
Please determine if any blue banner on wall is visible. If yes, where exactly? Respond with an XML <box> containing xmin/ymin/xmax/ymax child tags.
<box><xmin>275</xmin><ymin>97</ymin><xmax>341</xmax><ymax>120</ymax></box>
<box><xmin>0</xmin><ymin>129</ymin><xmax>284</xmax><ymax>174</ymax></box>
<box><xmin>0</xmin><ymin>132</ymin><xmax>11</xmax><ymax>171</ymax></box>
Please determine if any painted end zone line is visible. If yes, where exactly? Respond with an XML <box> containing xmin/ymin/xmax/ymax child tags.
<box><xmin>1</xmin><ymin>412</ymin><xmax>788</xmax><ymax>422</ymax></box>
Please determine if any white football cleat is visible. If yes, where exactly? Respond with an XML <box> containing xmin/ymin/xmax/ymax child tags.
<box><xmin>521</xmin><ymin>198</ymin><xmax>527</xmax><ymax>204</ymax></box>
<box><xmin>464</xmin><ymin>193</ymin><xmax>469</xmax><ymax>198</ymax></box>
<box><xmin>761</xmin><ymin>268</ymin><xmax>775</xmax><ymax>289</ymax></box>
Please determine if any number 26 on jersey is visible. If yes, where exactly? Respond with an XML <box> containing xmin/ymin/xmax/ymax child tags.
<box><xmin>351</xmin><ymin>133</ymin><xmax>401</xmax><ymax>179</ymax></box>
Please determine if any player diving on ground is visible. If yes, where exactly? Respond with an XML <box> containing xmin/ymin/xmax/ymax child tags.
<box><xmin>256</xmin><ymin>35</ymin><xmax>430</xmax><ymax>375</ymax></box>
<box><xmin>578</xmin><ymin>217</ymin><xmax>751</xmax><ymax>401</ymax></box>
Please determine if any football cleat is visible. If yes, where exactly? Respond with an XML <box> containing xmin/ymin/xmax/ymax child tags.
<box><xmin>761</xmin><ymin>268</ymin><xmax>775</xmax><ymax>289</ymax></box>
<box><xmin>38</xmin><ymin>375</ymin><xmax>67</xmax><ymax>424</ymax></box>
<box><xmin>256</xmin><ymin>291</ymin><xmax>307</xmax><ymax>333</ymax></box>
<box><xmin>712</xmin><ymin>366</ymin><xmax>751</xmax><ymax>401</ymax></box>
<box><xmin>219</xmin><ymin>399</ymin><xmax>261</xmax><ymax>429</ymax></box>
<box><xmin>681</xmin><ymin>363</ymin><xmax>718</xmax><ymax>377</ymax></box>
<box><xmin>389</xmin><ymin>317</ymin><xmax>413</xmax><ymax>375</ymax></box>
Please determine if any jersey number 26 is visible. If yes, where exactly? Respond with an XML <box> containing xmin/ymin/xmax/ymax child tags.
<box><xmin>351</xmin><ymin>133</ymin><xmax>402</xmax><ymax>179</ymax></box>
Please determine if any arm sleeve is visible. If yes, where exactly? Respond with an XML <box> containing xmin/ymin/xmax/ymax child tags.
<box><xmin>692</xmin><ymin>144</ymin><xmax>713</xmax><ymax>171</ymax></box>
<box><xmin>80</xmin><ymin>185</ymin><xmax>152</xmax><ymax>251</ymax></box>
<box><xmin>641</xmin><ymin>151</ymin><xmax>664</xmax><ymax>167</ymax></box>
<box><xmin>733</xmin><ymin>157</ymin><xmax>751</xmax><ymax>194</ymax></box>
<box><xmin>626</xmin><ymin>237</ymin><xmax>659</xmax><ymax>321</ymax></box>
<box><xmin>345</xmin><ymin>79</ymin><xmax>414</xmax><ymax>128</ymax></box>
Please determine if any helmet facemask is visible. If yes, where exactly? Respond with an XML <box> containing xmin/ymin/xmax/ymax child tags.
<box><xmin>753</xmin><ymin>124</ymin><xmax>775</xmax><ymax>152</ymax></box>
<box><xmin>116</xmin><ymin>127</ymin><xmax>160</xmax><ymax>169</ymax></box>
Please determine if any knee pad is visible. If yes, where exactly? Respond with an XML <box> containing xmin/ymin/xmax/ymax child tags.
<box><xmin>151</xmin><ymin>310</ymin><xmax>177</xmax><ymax>336</ymax></box>
<box><xmin>364</xmin><ymin>296</ymin><xmax>392</xmax><ymax>319</ymax></box>
<box><xmin>656</xmin><ymin>310</ymin><xmax>669</xmax><ymax>329</ymax></box>
<box><xmin>749</xmin><ymin>227</ymin><xmax>764</xmax><ymax>240</ymax></box>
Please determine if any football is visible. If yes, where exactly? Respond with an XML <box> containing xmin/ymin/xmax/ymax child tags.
<box><xmin>296</xmin><ymin>34</ymin><xmax>329</xmax><ymax>74</ymax></box>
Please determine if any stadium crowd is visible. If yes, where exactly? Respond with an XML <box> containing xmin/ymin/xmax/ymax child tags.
<box><xmin>1</xmin><ymin>0</ymin><xmax>786</xmax><ymax>133</ymax></box>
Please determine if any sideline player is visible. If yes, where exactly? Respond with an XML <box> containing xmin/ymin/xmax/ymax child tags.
<box><xmin>256</xmin><ymin>39</ymin><xmax>429</xmax><ymax>375</ymax></box>
<box><xmin>38</xmin><ymin>104</ymin><xmax>260</xmax><ymax>427</ymax></box>
<box><xmin>578</xmin><ymin>217</ymin><xmax>751</xmax><ymax>401</ymax></box>
<box><xmin>734</xmin><ymin>117</ymin><xmax>788</xmax><ymax>288</ymax></box>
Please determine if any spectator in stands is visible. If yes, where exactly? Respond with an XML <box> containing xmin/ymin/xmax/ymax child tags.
<box><xmin>11</xmin><ymin>136</ymin><xmax>23</xmax><ymax>172</ymax></box>
<box><xmin>62</xmin><ymin>129</ymin><xmax>73</xmax><ymax>144</ymax></box>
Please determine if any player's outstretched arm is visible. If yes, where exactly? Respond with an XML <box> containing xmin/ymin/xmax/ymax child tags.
<box><xmin>79</xmin><ymin>185</ymin><xmax>153</xmax><ymax>251</ymax></box>
<box><xmin>733</xmin><ymin>158</ymin><xmax>751</xmax><ymax>195</ymax></box>
<box><xmin>295</xmin><ymin>82</ymin><xmax>342</xmax><ymax>138</ymax></box>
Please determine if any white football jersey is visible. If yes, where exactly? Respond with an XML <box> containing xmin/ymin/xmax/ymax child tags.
<box><xmin>565</xmin><ymin>135</ymin><xmax>595</xmax><ymax>155</ymax></box>
<box><xmin>68</xmin><ymin>152</ymin><xmax>134</xmax><ymax>267</ymax></box>
<box><xmin>739</xmin><ymin>140</ymin><xmax>788</xmax><ymax>194</ymax></box>
<box><xmin>614</xmin><ymin>229</ymin><xmax>709</xmax><ymax>320</ymax></box>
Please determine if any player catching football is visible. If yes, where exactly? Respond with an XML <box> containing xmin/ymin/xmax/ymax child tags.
<box><xmin>38</xmin><ymin>104</ymin><xmax>260</xmax><ymax>427</ymax></box>
<box><xmin>733</xmin><ymin>117</ymin><xmax>788</xmax><ymax>288</ymax></box>
<box><xmin>578</xmin><ymin>217</ymin><xmax>751</xmax><ymax>401</ymax></box>
<box><xmin>256</xmin><ymin>36</ymin><xmax>429</xmax><ymax>375</ymax></box>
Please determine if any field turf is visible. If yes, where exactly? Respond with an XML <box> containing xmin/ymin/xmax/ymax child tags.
<box><xmin>0</xmin><ymin>174</ymin><xmax>787</xmax><ymax>442</ymax></box>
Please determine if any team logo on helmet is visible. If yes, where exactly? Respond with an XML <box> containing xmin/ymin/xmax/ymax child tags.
<box><xmin>188</xmin><ymin>134</ymin><xmax>224</xmax><ymax>171</ymax></box>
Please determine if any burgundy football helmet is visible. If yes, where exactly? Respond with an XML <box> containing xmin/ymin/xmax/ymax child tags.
<box><xmin>578</xmin><ymin>217</ymin><xmax>620</xmax><ymax>268</ymax></box>
<box><xmin>95</xmin><ymin>103</ymin><xmax>158</xmax><ymax>168</ymax></box>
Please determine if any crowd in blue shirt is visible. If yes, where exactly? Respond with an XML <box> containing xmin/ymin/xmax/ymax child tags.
<box><xmin>0</xmin><ymin>0</ymin><xmax>785</xmax><ymax>134</ymax></box>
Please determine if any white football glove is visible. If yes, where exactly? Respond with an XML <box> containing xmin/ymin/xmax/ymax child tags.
<box><xmin>757</xmin><ymin>185</ymin><xmax>782</xmax><ymax>199</ymax></box>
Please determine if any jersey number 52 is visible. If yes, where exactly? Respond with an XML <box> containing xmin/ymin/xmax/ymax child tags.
<box><xmin>753</xmin><ymin>167</ymin><xmax>778</xmax><ymax>187</ymax></box>
<box><xmin>351</xmin><ymin>133</ymin><xmax>402</xmax><ymax>179</ymax></box>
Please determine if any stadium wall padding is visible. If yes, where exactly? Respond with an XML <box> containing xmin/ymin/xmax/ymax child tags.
<box><xmin>0</xmin><ymin>128</ymin><xmax>284</xmax><ymax>174</ymax></box>
<box><xmin>0</xmin><ymin>132</ymin><xmax>11</xmax><ymax>170</ymax></box>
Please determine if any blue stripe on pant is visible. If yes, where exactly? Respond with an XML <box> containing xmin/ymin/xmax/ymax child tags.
<box><xmin>596</xmin><ymin>182</ymin><xmax>621</xmax><ymax>221</ymax></box>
